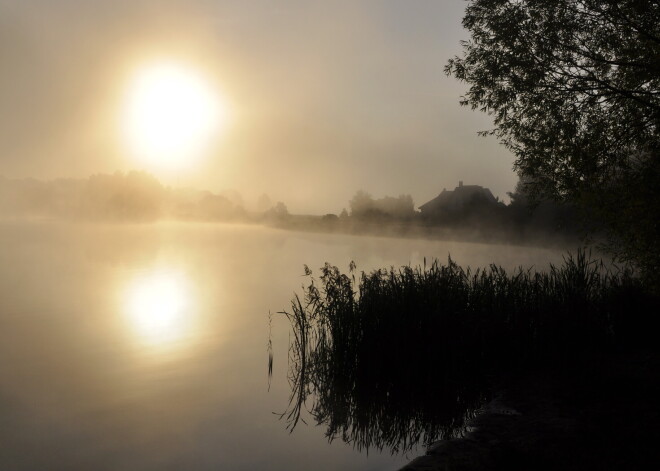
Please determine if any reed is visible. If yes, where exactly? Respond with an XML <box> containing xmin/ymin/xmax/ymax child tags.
<box><xmin>273</xmin><ymin>249</ymin><xmax>655</xmax><ymax>453</ymax></box>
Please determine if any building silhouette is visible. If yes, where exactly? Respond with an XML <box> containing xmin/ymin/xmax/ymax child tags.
<box><xmin>419</xmin><ymin>181</ymin><xmax>499</xmax><ymax>220</ymax></box>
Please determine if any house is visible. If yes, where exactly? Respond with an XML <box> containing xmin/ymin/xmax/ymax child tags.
<box><xmin>419</xmin><ymin>181</ymin><xmax>499</xmax><ymax>219</ymax></box>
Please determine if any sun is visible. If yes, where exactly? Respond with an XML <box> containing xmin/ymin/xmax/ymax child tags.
<box><xmin>121</xmin><ymin>61</ymin><xmax>227</xmax><ymax>169</ymax></box>
<box><xmin>123</xmin><ymin>269</ymin><xmax>197</xmax><ymax>349</ymax></box>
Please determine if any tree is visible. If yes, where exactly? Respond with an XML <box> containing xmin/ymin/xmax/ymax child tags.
<box><xmin>273</xmin><ymin>201</ymin><xmax>289</xmax><ymax>218</ymax></box>
<box><xmin>263</xmin><ymin>201</ymin><xmax>290</xmax><ymax>224</ymax></box>
<box><xmin>377</xmin><ymin>194</ymin><xmax>416</xmax><ymax>219</ymax></box>
<box><xmin>446</xmin><ymin>0</ymin><xmax>660</xmax><ymax>282</ymax></box>
<box><xmin>349</xmin><ymin>190</ymin><xmax>376</xmax><ymax>217</ymax></box>
<box><xmin>349</xmin><ymin>190</ymin><xmax>416</xmax><ymax>219</ymax></box>
<box><xmin>83</xmin><ymin>171</ymin><xmax>165</xmax><ymax>221</ymax></box>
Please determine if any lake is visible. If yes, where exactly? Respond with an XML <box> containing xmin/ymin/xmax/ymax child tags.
<box><xmin>0</xmin><ymin>221</ymin><xmax>568</xmax><ymax>470</ymax></box>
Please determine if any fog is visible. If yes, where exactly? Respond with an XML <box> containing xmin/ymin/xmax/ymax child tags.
<box><xmin>0</xmin><ymin>171</ymin><xmax>584</xmax><ymax>252</ymax></box>
<box><xmin>0</xmin><ymin>0</ymin><xmax>517</xmax><ymax>214</ymax></box>
<box><xmin>0</xmin><ymin>220</ymin><xmax>571</xmax><ymax>470</ymax></box>
<box><xmin>0</xmin><ymin>2</ymin><xmax>605</xmax><ymax>470</ymax></box>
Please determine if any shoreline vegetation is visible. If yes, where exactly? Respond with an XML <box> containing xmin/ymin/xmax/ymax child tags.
<box><xmin>271</xmin><ymin>251</ymin><xmax>658</xmax><ymax>459</ymax></box>
<box><xmin>265</xmin><ymin>216</ymin><xmax>579</xmax><ymax>249</ymax></box>
<box><xmin>0</xmin><ymin>172</ymin><xmax>584</xmax><ymax>249</ymax></box>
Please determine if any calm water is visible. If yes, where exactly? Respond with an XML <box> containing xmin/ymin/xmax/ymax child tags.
<box><xmin>0</xmin><ymin>221</ymin><xmax>567</xmax><ymax>470</ymax></box>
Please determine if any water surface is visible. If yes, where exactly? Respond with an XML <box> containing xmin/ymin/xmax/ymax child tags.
<box><xmin>0</xmin><ymin>221</ymin><xmax>566</xmax><ymax>470</ymax></box>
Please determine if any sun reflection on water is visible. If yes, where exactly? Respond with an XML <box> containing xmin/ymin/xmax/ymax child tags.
<box><xmin>123</xmin><ymin>268</ymin><xmax>198</xmax><ymax>350</ymax></box>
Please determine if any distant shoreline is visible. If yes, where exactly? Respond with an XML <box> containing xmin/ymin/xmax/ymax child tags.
<box><xmin>0</xmin><ymin>214</ymin><xmax>583</xmax><ymax>252</ymax></box>
<box><xmin>266</xmin><ymin>214</ymin><xmax>583</xmax><ymax>251</ymax></box>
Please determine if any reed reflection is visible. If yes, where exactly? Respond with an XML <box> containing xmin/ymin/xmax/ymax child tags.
<box><xmin>123</xmin><ymin>268</ymin><xmax>198</xmax><ymax>350</ymax></box>
<box><xmin>273</xmin><ymin>253</ymin><xmax>646</xmax><ymax>454</ymax></box>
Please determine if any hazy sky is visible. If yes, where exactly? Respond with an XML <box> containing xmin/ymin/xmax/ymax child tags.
<box><xmin>0</xmin><ymin>0</ymin><xmax>518</xmax><ymax>213</ymax></box>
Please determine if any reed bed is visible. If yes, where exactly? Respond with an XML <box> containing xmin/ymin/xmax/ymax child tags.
<box><xmin>273</xmin><ymin>250</ymin><xmax>655</xmax><ymax>453</ymax></box>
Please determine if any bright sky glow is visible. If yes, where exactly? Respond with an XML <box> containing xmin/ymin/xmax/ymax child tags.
<box><xmin>122</xmin><ymin>62</ymin><xmax>226</xmax><ymax>169</ymax></box>
<box><xmin>1</xmin><ymin>1</ymin><xmax>519</xmax><ymax>213</ymax></box>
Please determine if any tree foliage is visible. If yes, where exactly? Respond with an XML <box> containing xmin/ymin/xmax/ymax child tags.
<box><xmin>349</xmin><ymin>190</ymin><xmax>415</xmax><ymax>219</ymax></box>
<box><xmin>446</xmin><ymin>0</ymin><xmax>660</xmax><ymax>281</ymax></box>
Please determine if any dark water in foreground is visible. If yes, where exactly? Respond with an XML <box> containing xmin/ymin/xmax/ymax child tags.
<box><xmin>0</xmin><ymin>221</ymin><xmax>566</xmax><ymax>470</ymax></box>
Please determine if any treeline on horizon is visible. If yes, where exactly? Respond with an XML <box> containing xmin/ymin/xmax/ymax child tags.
<box><xmin>0</xmin><ymin>172</ymin><xmax>581</xmax><ymax>244</ymax></box>
<box><xmin>0</xmin><ymin>172</ymin><xmax>273</xmax><ymax>223</ymax></box>
<box><xmin>285</xmin><ymin>182</ymin><xmax>583</xmax><ymax>244</ymax></box>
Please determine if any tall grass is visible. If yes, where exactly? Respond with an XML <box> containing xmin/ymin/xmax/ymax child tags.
<box><xmin>272</xmin><ymin>250</ymin><xmax>656</xmax><ymax>453</ymax></box>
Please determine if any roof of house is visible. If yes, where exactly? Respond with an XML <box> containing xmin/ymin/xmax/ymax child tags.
<box><xmin>419</xmin><ymin>182</ymin><xmax>497</xmax><ymax>212</ymax></box>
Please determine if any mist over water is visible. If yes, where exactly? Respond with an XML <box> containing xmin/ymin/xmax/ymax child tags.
<box><xmin>0</xmin><ymin>221</ymin><xmax>569</xmax><ymax>470</ymax></box>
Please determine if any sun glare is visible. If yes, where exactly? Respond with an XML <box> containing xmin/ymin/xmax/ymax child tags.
<box><xmin>124</xmin><ymin>269</ymin><xmax>196</xmax><ymax>349</ymax></box>
<box><xmin>122</xmin><ymin>62</ymin><xmax>226</xmax><ymax>169</ymax></box>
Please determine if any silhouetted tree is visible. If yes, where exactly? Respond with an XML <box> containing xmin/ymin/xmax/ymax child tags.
<box><xmin>446</xmin><ymin>0</ymin><xmax>660</xmax><ymax>283</ymax></box>
<box><xmin>218</xmin><ymin>189</ymin><xmax>244</xmax><ymax>209</ymax></box>
<box><xmin>376</xmin><ymin>194</ymin><xmax>415</xmax><ymax>219</ymax></box>
<box><xmin>507</xmin><ymin>177</ymin><xmax>533</xmax><ymax>210</ymax></box>
<box><xmin>349</xmin><ymin>190</ymin><xmax>375</xmax><ymax>217</ymax></box>
<box><xmin>198</xmin><ymin>192</ymin><xmax>236</xmax><ymax>220</ymax></box>
<box><xmin>83</xmin><ymin>171</ymin><xmax>165</xmax><ymax>221</ymax></box>
<box><xmin>349</xmin><ymin>191</ymin><xmax>415</xmax><ymax>220</ymax></box>
<box><xmin>273</xmin><ymin>201</ymin><xmax>288</xmax><ymax>217</ymax></box>
<box><xmin>322</xmin><ymin>213</ymin><xmax>339</xmax><ymax>224</ymax></box>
